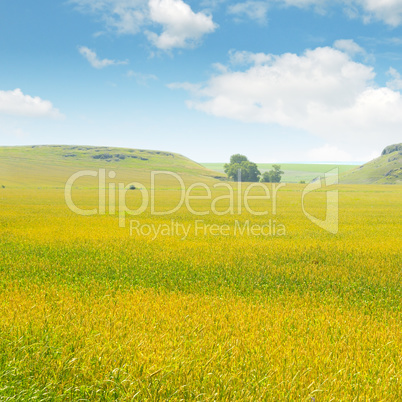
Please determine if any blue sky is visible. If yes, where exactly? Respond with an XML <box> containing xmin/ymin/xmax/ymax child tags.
<box><xmin>1</xmin><ymin>0</ymin><xmax>402</xmax><ymax>162</ymax></box>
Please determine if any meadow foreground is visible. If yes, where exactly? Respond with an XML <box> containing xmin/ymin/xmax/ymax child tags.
<box><xmin>0</xmin><ymin>174</ymin><xmax>401</xmax><ymax>400</ymax></box>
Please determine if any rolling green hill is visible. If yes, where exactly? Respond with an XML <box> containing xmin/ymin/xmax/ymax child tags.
<box><xmin>341</xmin><ymin>144</ymin><xmax>402</xmax><ymax>184</ymax></box>
<box><xmin>0</xmin><ymin>145</ymin><xmax>224</xmax><ymax>189</ymax></box>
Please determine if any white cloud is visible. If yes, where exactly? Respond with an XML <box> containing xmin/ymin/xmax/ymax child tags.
<box><xmin>387</xmin><ymin>67</ymin><xmax>402</xmax><ymax>90</ymax></box>
<box><xmin>355</xmin><ymin>0</ymin><xmax>402</xmax><ymax>26</ymax></box>
<box><xmin>127</xmin><ymin>70</ymin><xmax>158</xmax><ymax>85</ymax></box>
<box><xmin>70</xmin><ymin>0</ymin><xmax>402</xmax><ymax>31</ymax></box>
<box><xmin>0</xmin><ymin>89</ymin><xmax>63</xmax><ymax>118</ymax></box>
<box><xmin>170</xmin><ymin>43</ymin><xmax>402</xmax><ymax>152</ymax></box>
<box><xmin>283</xmin><ymin>0</ymin><xmax>402</xmax><ymax>26</ymax></box>
<box><xmin>221</xmin><ymin>0</ymin><xmax>402</xmax><ymax>26</ymax></box>
<box><xmin>229</xmin><ymin>49</ymin><xmax>274</xmax><ymax>65</ymax></box>
<box><xmin>70</xmin><ymin>0</ymin><xmax>148</xmax><ymax>34</ymax></box>
<box><xmin>333</xmin><ymin>39</ymin><xmax>374</xmax><ymax>64</ymax></box>
<box><xmin>71</xmin><ymin>0</ymin><xmax>217</xmax><ymax>50</ymax></box>
<box><xmin>333</xmin><ymin>39</ymin><xmax>365</xmax><ymax>56</ymax></box>
<box><xmin>228</xmin><ymin>1</ymin><xmax>269</xmax><ymax>24</ymax></box>
<box><xmin>307</xmin><ymin>144</ymin><xmax>352</xmax><ymax>162</ymax></box>
<box><xmin>146</xmin><ymin>0</ymin><xmax>217</xmax><ymax>49</ymax></box>
<box><xmin>167</xmin><ymin>82</ymin><xmax>202</xmax><ymax>92</ymax></box>
<box><xmin>307</xmin><ymin>144</ymin><xmax>379</xmax><ymax>162</ymax></box>
<box><xmin>79</xmin><ymin>46</ymin><xmax>127</xmax><ymax>68</ymax></box>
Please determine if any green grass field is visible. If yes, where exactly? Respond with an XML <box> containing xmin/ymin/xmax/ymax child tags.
<box><xmin>202</xmin><ymin>162</ymin><xmax>359</xmax><ymax>183</ymax></box>
<box><xmin>0</xmin><ymin>146</ymin><xmax>401</xmax><ymax>400</ymax></box>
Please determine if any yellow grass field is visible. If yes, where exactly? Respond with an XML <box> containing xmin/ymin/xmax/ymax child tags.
<box><xmin>0</xmin><ymin>163</ymin><xmax>401</xmax><ymax>400</ymax></box>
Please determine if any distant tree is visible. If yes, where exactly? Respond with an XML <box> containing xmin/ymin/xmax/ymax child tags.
<box><xmin>270</xmin><ymin>164</ymin><xmax>284</xmax><ymax>183</ymax></box>
<box><xmin>224</xmin><ymin>155</ymin><xmax>261</xmax><ymax>182</ymax></box>
<box><xmin>260</xmin><ymin>164</ymin><xmax>284</xmax><ymax>183</ymax></box>
<box><xmin>229</xmin><ymin>154</ymin><xmax>249</xmax><ymax>165</ymax></box>
<box><xmin>260</xmin><ymin>172</ymin><xmax>271</xmax><ymax>183</ymax></box>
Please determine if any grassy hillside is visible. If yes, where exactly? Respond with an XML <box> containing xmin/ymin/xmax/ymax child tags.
<box><xmin>203</xmin><ymin>162</ymin><xmax>358</xmax><ymax>183</ymax></box>
<box><xmin>341</xmin><ymin>144</ymin><xmax>402</xmax><ymax>184</ymax></box>
<box><xmin>0</xmin><ymin>145</ymin><xmax>224</xmax><ymax>189</ymax></box>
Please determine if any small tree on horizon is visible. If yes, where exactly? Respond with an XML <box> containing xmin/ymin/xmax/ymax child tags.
<box><xmin>260</xmin><ymin>164</ymin><xmax>284</xmax><ymax>183</ymax></box>
<box><xmin>224</xmin><ymin>155</ymin><xmax>261</xmax><ymax>182</ymax></box>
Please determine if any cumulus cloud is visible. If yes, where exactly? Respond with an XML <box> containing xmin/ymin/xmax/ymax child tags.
<box><xmin>79</xmin><ymin>46</ymin><xmax>127</xmax><ymax>68</ymax></box>
<box><xmin>355</xmin><ymin>0</ymin><xmax>402</xmax><ymax>26</ymax></box>
<box><xmin>146</xmin><ymin>0</ymin><xmax>217</xmax><ymax>49</ymax></box>
<box><xmin>0</xmin><ymin>89</ymin><xmax>63</xmax><ymax>118</ymax></box>
<box><xmin>71</xmin><ymin>0</ymin><xmax>217</xmax><ymax>50</ymax></box>
<box><xmin>228</xmin><ymin>1</ymin><xmax>269</xmax><ymax>24</ymax></box>
<box><xmin>170</xmin><ymin>41</ymin><xmax>402</xmax><ymax>151</ymax></box>
<box><xmin>222</xmin><ymin>0</ymin><xmax>402</xmax><ymax>26</ymax></box>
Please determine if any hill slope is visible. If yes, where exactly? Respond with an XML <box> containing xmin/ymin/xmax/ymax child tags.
<box><xmin>0</xmin><ymin>145</ymin><xmax>224</xmax><ymax>188</ymax></box>
<box><xmin>341</xmin><ymin>144</ymin><xmax>402</xmax><ymax>184</ymax></box>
